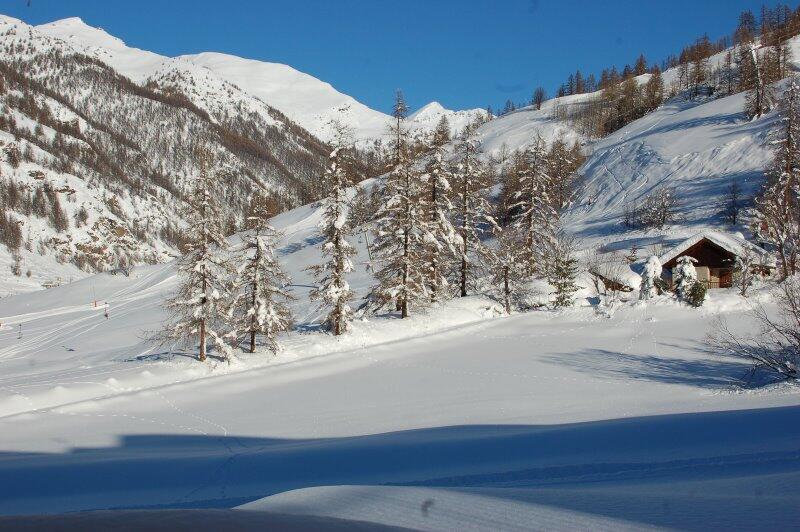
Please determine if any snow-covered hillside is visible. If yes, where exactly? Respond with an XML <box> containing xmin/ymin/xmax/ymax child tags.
<box><xmin>473</xmin><ymin>93</ymin><xmax>588</xmax><ymax>155</ymax></box>
<box><xmin>563</xmin><ymin>88</ymin><xmax>776</xmax><ymax>250</ymax></box>
<box><xmin>0</xmin><ymin>14</ymin><xmax>333</xmax><ymax>295</ymax></box>
<box><xmin>35</xmin><ymin>17</ymin><xmax>487</xmax><ymax>144</ymax></box>
<box><xmin>0</xmin><ymin>189</ymin><xmax>799</xmax><ymax>528</ymax></box>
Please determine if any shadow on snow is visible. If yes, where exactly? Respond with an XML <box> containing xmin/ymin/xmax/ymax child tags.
<box><xmin>1</xmin><ymin>405</ymin><xmax>799</xmax><ymax>529</ymax></box>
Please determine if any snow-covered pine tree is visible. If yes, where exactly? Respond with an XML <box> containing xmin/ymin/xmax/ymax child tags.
<box><xmin>421</xmin><ymin>116</ymin><xmax>458</xmax><ymax>302</ymax></box>
<box><xmin>639</xmin><ymin>255</ymin><xmax>663</xmax><ymax>300</ymax></box>
<box><xmin>512</xmin><ymin>135</ymin><xmax>556</xmax><ymax>276</ymax></box>
<box><xmin>451</xmin><ymin>136</ymin><xmax>498</xmax><ymax>297</ymax></box>
<box><xmin>733</xmin><ymin>247</ymin><xmax>758</xmax><ymax>297</ymax></box>
<box><xmin>492</xmin><ymin>229</ymin><xmax>529</xmax><ymax>313</ymax></box>
<box><xmin>308</xmin><ymin>120</ymin><xmax>357</xmax><ymax>335</ymax></box>
<box><xmin>548</xmin><ymin>231</ymin><xmax>580</xmax><ymax>308</ymax></box>
<box><xmin>161</xmin><ymin>148</ymin><xmax>236</xmax><ymax>361</ymax></box>
<box><xmin>372</xmin><ymin>91</ymin><xmax>428</xmax><ymax>317</ymax></box>
<box><xmin>673</xmin><ymin>255</ymin><xmax>698</xmax><ymax>301</ymax></box>
<box><xmin>233</xmin><ymin>190</ymin><xmax>293</xmax><ymax>353</ymax></box>
<box><xmin>754</xmin><ymin>76</ymin><xmax>800</xmax><ymax>279</ymax></box>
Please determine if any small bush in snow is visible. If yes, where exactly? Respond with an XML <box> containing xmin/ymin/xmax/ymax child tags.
<box><xmin>687</xmin><ymin>282</ymin><xmax>707</xmax><ymax>307</ymax></box>
<box><xmin>733</xmin><ymin>248</ymin><xmax>758</xmax><ymax>297</ymax></box>
<box><xmin>624</xmin><ymin>187</ymin><xmax>679</xmax><ymax>230</ymax></box>
<box><xmin>639</xmin><ymin>255</ymin><xmax>663</xmax><ymax>300</ymax></box>
<box><xmin>547</xmin><ymin>232</ymin><xmax>580</xmax><ymax>308</ymax></box>
<box><xmin>710</xmin><ymin>277</ymin><xmax>800</xmax><ymax>382</ymax></box>
<box><xmin>673</xmin><ymin>255</ymin><xmax>698</xmax><ymax>302</ymax></box>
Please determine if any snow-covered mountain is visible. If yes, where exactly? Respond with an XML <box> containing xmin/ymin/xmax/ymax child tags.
<box><xmin>35</xmin><ymin>17</ymin><xmax>487</xmax><ymax>144</ymax></box>
<box><xmin>463</xmin><ymin>34</ymin><xmax>800</xmax><ymax>259</ymax></box>
<box><xmin>182</xmin><ymin>51</ymin><xmax>391</xmax><ymax>144</ymax></box>
<box><xmin>0</xmin><ymin>13</ymin><xmax>485</xmax><ymax>295</ymax></box>
<box><xmin>0</xmin><ymin>14</ymin><xmax>331</xmax><ymax>294</ymax></box>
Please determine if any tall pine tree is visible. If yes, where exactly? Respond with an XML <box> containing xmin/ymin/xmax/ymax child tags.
<box><xmin>452</xmin><ymin>136</ymin><xmax>497</xmax><ymax>296</ymax></box>
<box><xmin>754</xmin><ymin>77</ymin><xmax>800</xmax><ymax>278</ymax></box>
<box><xmin>160</xmin><ymin>148</ymin><xmax>235</xmax><ymax>361</ymax></box>
<box><xmin>372</xmin><ymin>91</ymin><xmax>428</xmax><ymax>317</ymax></box>
<box><xmin>512</xmin><ymin>135</ymin><xmax>556</xmax><ymax>276</ymax></box>
<box><xmin>421</xmin><ymin>116</ymin><xmax>458</xmax><ymax>302</ymax></box>
<box><xmin>309</xmin><ymin>121</ymin><xmax>357</xmax><ymax>334</ymax></box>
<box><xmin>233</xmin><ymin>190</ymin><xmax>293</xmax><ymax>354</ymax></box>
<box><xmin>492</xmin><ymin>228</ymin><xmax>529</xmax><ymax>313</ymax></box>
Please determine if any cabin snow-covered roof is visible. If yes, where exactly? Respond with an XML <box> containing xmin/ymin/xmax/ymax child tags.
<box><xmin>658</xmin><ymin>231</ymin><xmax>772</xmax><ymax>267</ymax></box>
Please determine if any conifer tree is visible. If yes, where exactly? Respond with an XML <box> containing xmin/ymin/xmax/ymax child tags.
<box><xmin>492</xmin><ymin>229</ymin><xmax>528</xmax><ymax>313</ymax></box>
<box><xmin>512</xmin><ymin>135</ymin><xmax>556</xmax><ymax>275</ymax></box>
<box><xmin>673</xmin><ymin>256</ymin><xmax>698</xmax><ymax>301</ymax></box>
<box><xmin>160</xmin><ymin>148</ymin><xmax>235</xmax><ymax>361</ymax></box>
<box><xmin>232</xmin><ymin>190</ymin><xmax>293</xmax><ymax>353</ymax></box>
<box><xmin>421</xmin><ymin>116</ymin><xmax>458</xmax><ymax>301</ymax></box>
<box><xmin>754</xmin><ymin>77</ymin><xmax>800</xmax><ymax>278</ymax></box>
<box><xmin>3</xmin><ymin>143</ymin><xmax>20</xmax><ymax>168</ymax></box>
<box><xmin>644</xmin><ymin>65</ymin><xmax>664</xmax><ymax>112</ymax></box>
<box><xmin>452</xmin><ymin>137</ymin><xmax>497</xmax><ymax>297</ymax></box>
<box><xmin>548</xmin><ymin>232</ymin><xmax>580</xmax><ymax>308</ymax></box>
<box><xmin>546</xmin><ymin>136</ymin><xmax>579</xmax><ymax>210</ymax></box>
<box><xmin>308</xmin><ymin>120</ymin><xmax>357</xmax><ymax>335</ymax></box>
<box><xmin>575</xmin><ymin>70</ymin><xmax>586</xmax><ymax>94</ymax></box>
<box><xmin>372</xmin><ymin>91</ymin><xmax>428</xmax><ymax>317</ymax></box>
<box><xmin>634</xmin><ymin>54</ymin><xmax>648</xmax><ymax>76</ymax></box>
<box><xmin>639</xmin><ymin>255</ymin><xmax>663</xmax><ymax>300</ymax></box>
<box><xmin>743</xmin><ymin>44</ymin><xmax>775</xmax><ymax>118</ymax></box>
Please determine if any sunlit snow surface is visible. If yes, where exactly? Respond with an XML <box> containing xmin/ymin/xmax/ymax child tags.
<box><xmin>0</xmin><ymin>14</ymin><xmax>799</xmax><ymax>530</ymax></box>
<box><xmin>0</xmin><ymin>187</ymin><xmax>799</xmax><ymax>529</ymax></box>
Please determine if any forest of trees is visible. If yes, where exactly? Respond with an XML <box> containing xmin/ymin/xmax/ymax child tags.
<box><xmin>157</xmin><ymin>89</ymin><xmax>587</xmax><ymax>358</ymax></box>
<box><xmin>497</xmin><ymin>3</ymin><xmax>800</xmax><ymax>137</ymax></box>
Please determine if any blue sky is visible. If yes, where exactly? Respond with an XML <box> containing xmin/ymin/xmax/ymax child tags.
<box><xmin>1</xmin><ymin>0</ymin><xmax>792</xmax><ymax>113</ymax></box>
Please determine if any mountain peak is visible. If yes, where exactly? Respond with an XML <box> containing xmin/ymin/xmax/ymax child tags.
<box><xmin>37</xmin><ymin>17</ymin><xmax>125</xmax><ymax>51</ymax></box>
<box><xmin>46</xmin><ymin>16</ymin><xmax>87</xmax><ymax>27</ymax></box>
<box><xmin>410</xmin><ymin>101</ymin><xmax>448</xmax><ymax>120</ymax></box>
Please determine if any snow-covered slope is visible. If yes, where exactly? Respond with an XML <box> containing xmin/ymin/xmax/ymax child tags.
<box><xmin>563</xmin><ymin>88</ymin><xmax>777</xmax><ymax>252</ymax></box>
<box><xmin>36</xmin><ymin>16</ymin><xmax>164</xmax><ymax>82</ymax></box>
<box><xmin>34</xmin><ymin>17</ymin><xmax>486</xmax><ymax>144</ymax></box>
<box><xmin>183</xmin><ymin>51</ymin><xmax>391</xmax><ymax>143</ymax></box>
<box><xmin>0</xmin><ymin>14</ymin><xmax>332</xmax><ymax>295</ymax></box>
<box><xmin>473</xmin><ymin>93</ymin><xmax>588</xmax><ymax>155</ymax></box>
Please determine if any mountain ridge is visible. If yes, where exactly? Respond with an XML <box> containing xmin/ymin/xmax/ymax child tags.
<box><xmin>35</xmin><ymin>16</ymin><xmax>488</xmax><ymax>144</ymax></box>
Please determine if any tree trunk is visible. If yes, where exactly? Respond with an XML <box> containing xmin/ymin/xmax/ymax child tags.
<box><xmin>199</xmin><ymin>318</ymin><xmax>207</xmax><ymax>361</ymax></box>
<box><xmin>461</xmin><ymin>176</ymin><xmax>468</xmax><ymax>298</ymax></box>
<box><xmin>504</xmin><ymin>266</ymin><xmax>510</xmax><ymax>314</ymax></box>
<box><xmin>402</xmin><ymin>164</ymin><xmax>411</xmax><ymax>318</ymax></box>
<box><xmin>460</xmin><ymin>252</ymin><xmax>467</xmax><ymax>297</ymax></box>
<box><xmin>199</xmin><ymin>255</ymin><xmax>208</xmax><ymax>361</ymax></box>
<box><xmin>250</xmin><ymin>282</ymin><xmax>257</xmax><ymax>353</ymax></box>
<box><xmin>430</xmin><ymin>179</ymin><xmax>438</xmax><ymax>302</ymax></box>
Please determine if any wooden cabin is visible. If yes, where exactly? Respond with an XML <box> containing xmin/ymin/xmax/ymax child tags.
<box><xmin>659</xmin><ymin>232</ymin><xmax>773</xmax><ymax>289</ymax></box>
